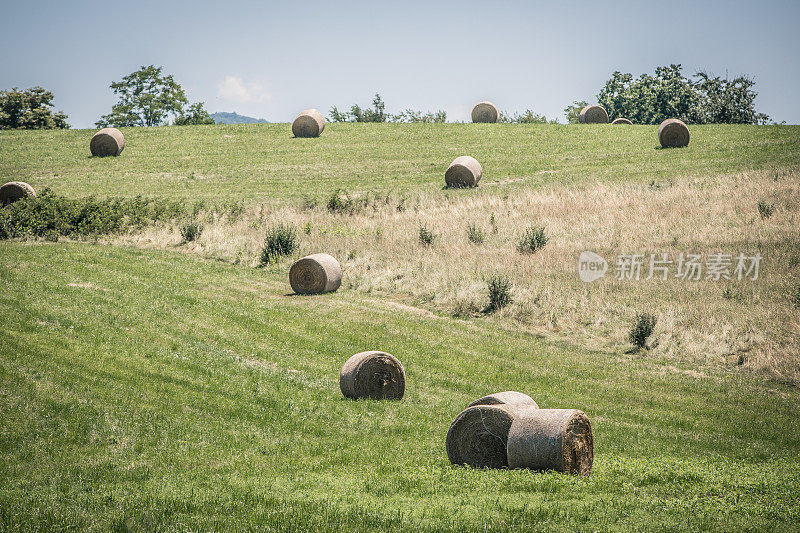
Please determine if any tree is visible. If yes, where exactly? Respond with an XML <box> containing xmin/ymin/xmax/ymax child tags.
<box><xmin>328</xmin><ymin>93</ymin><xmax>387</xmax><ymax>122</ymax></box>
<box><xmin>173</xmin><ymin>102</ymin><xmax>215</xmax><ymax>125</ymax></box>
<box><xmin>390</xmin><ymin>109</ymin><xmax>447</xmax><ymax>123</ymax></box>
<box><xmin>563</xmin><ymin>101</ymin><xmax>588</xmax><ymax>124</ymax></box>
<box><xmin>96</xmin><ymin>65</ymin><xmax>189</xmax><ymax>127</ymax></box>
<box><xmin>0</xmin><ymin>87</ymin><xmax>69</xmax><ymax>130</ymax></box>
<box><xmin>692</xmin><ymin>71</ymin><xmax>770</xmax><ymax>125</ymax></box>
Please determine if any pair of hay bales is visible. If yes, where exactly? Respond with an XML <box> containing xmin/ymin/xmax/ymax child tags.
<box><xmin>0</xmin><ymin>181</ymin><xmax>36</xmax><ymax>207</ymax></box>
<box><xmin>446</xmin><ymin>391</ymin><xmax>593</xmax><ymax>476</ymax></box>
<box><xmin>292</xmin><ymin>108</ymin><xmax>326</xmax><ymax>138</ymax></box>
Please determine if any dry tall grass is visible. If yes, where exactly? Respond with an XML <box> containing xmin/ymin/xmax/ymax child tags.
<box><xmin>115</xmin><ymin>169</ymin><xmax>800</xmax><ymax>381</ymax></box>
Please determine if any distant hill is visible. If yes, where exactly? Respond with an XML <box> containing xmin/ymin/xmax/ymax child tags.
<box><xmin>210</xmin><ymin>112</ymin><xmax>268</xmax><ymax>125</ymax></box>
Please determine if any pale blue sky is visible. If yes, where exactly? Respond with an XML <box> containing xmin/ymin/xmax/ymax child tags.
<box><xmin>2</xmin><ymin>0</ymin><xmax>798</xmax><ymax>128</ymax></box>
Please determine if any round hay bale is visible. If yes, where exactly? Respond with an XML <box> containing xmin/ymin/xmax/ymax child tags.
<box><xmin>467</xmin><ymin>391</ymin><xmax>538</xmax><ymax>409</ymax></box>
<box><xmin>292</xmin><ymin>108</ymin><xmax>325</xmax><ymax>138</ymax></box>
<box><xmin>90</xmin><ymin>127</ymin><xmax>125</xmax><ymax>157</ymax></box>
<box><xmin>445</xmin><ymin>156</ymin><xmax>482</xmax><ymax>188</ymax></box>
<box><xmin>471</xmin><ymin>101</ymin><xmax>499</xmax><ymax>123</ymax></box>
<box><xmin>446</xmin><ymin>404</ymin><xmax>527</xmax><ymax>468</ymax></box>
<box><xmin>0</xmin><ymin>181</ymin><xmax>36</xmax><ymax>206</ymax></box>
<box><xmin>340</xmin><ymin>351</ymin><xmax>406</xmax><ymax>400</ymax></box>
<box><xmin>658</xmin><ymin>118</ymin><xmax>690</xmax><ymax>148</ymax></box>
<box><xmin>578</xmin><ymin>105</ymin><xmax>609</xmax><ymax>124</ymax></box>
<box><xmin>611</xmin><ymin>118</ymin><xmax>633</xmax><ymax>125</ymax></box>
<box><xmin>506</xmin><ymin>408</ymin><xmax>593</xmax><ymax>476</ymax></box>
<box><xmin>289</xmin><ymin>253</ymin><xmax>342</xmax><ymax>294</ymax></box>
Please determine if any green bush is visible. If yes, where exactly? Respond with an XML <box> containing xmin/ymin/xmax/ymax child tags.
<box><xmin>260</xmin><ymin>224</ymin><xmax>298</xmax><ymax>265</ymax></box>
<box><xmin>758</xmin><ymin>199</ymin><xmax>775</xmax><ymax>219</ymax></box>
<box><xmin>418</xmin><ymin>224</ymin><xmax>436</xmax><ymax>246</ymax></box>
<box><xmin>629</xmin><ymin>313</ymin><xmax>657</xmax><ymax>349</ymax></box>
<box><xmin>517</xmin><ymin>225</ymin><xmax>548</xmax><ymax>254</ymax></box>
<box><xmin>467</xmin><ymin>223</ymin><xmax>485</xmax><ymax>244</ymax></box>
<box><xmin>487</xmin><ymin>274</ymin><xmax>513</xmax><ymax>312</ymax></box>
<box><xmin>180</xmin><ymin>221</ymin><xmax>204</xmax><ymax>242</ymax></box>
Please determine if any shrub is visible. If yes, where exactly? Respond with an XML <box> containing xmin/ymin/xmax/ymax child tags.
<box><xmin>180</xmin><ymin>221</ymin><xmax>203</xmax><ymax>242</ymax></box>
<box><xmin>517</xmin><ymin>225</ymin><xmax>548</xmax><ymax>254</ymax></box>
<box><xmin>758</xmin><ymin>199</ymin><xmax>775</xmax><ymax>219</ymax></box>
<box><xmin>467</xmin><ymin>223</ymin><xmax>485</xmax><ymax>244</ymax></box>
<box><xmin>418</xmin><ymin>224</ymin><xmax>436</xmax><ymax>246</ymax></box>
<box><xmin>327</xmin><ymin>190</ymin><xmax>355</xmax><ymax>214</ymax></box>
<box><xmin>260</xmin><ymin>224</ymin><xmax>298</xmax><ymax>265</ymax></box>
<box><xmin>487</xmin><ymin>274</ymin><xmax>513</xmax><ymax>312</ymax></box>
<box><xmin>628</xmin><ymin>313</ymin><xmax>657</xmax><ymax>349</ymax></box>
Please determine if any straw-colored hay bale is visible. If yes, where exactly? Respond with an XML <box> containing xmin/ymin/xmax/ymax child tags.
<box><xmin>658</xmin><ymin>118</ymin><xmax>690</xmax><ymax>148</ymax></box>
<box><xmin>90</xmin><ymin>128</ymin><xmax>125</xmax><ymax>157</ymax></box>
<box><xmin>292</xmin><ymin>108</ymin><xmax>326</xmax><ymax>138</ymax></box>
<box><xmin>445</xmin><ymin>156</ymin><xmax>482</xmax><ymax>188</ymax></box>
<box><xmin>340</xmin><ymin>351</ymin><xmax>406</xmax><ymax>400</ymax></box>
<box><xmin>289</xmin><ymin>253</ymin><xmax>341</xmax><ymax>294</ymax></box>
<box><xmin>578</xmin><ymin>105</ymin><xmax>609</xmax><ymax>124</ymax></box>
<box><xmin>506</xmin><ymin>408</ymin><xmax>593</xmax><ymax>476</ymax></box>
<box><xmin>471</xmin><ymin>101</ymin><xmax>499</xmax><ymax>123</ymax></box>
<box><xmin>446</xmin><ymin>404</ymin><xmax>519</xmax><ymax>468</ymax></box>
<box><xmin>0</xmin><ymin>181</ymin><xmax>36</xmax><ymax>206</ymax></box>
<box><xmin>468</xmin><ymin>391</ymin><xmax>538</xmax><ymax>409</ymax></box>
<box><xmin>611</xmin><ymin>118</ymin><xmax>633</xmax><ymax>125</ymax></box>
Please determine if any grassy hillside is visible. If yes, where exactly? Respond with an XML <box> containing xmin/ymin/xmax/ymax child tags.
<box><xmin>1</xmin><ymin>123</ymin><xmax>798</xmax><ymax>203</ymax></box>
<box><xmin>1</xmin><ymin>243</ymin><xmax>798</xmax><ymax>531</ymax></box>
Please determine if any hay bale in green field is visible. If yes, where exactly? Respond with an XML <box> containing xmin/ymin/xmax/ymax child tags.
<box><xmin>506</xmin><ymin>408</ymin><xmax>593</xmax><ymax>476</ymax></box>
<box><xmin>292</xmin><ymin>108</ymin><xmax>326</xmax><ymax>138</ymax></box>
<box><xmin>467</xmin><ymin>391</ymin><xmax>538</xmax><ymax>409</ymax></box>
<box><xmin>471</xmin><ymin>101</ymin><xmax>499</xmax><ymax>123</ymax></box>
<box><xmin>0</xmin><ymin>181</ymin><xmax>35</xmax><ymax>206</ymax></box>
<box><xmin>446</xmin><ymin>404</ymin><xmax>529</xmax><ymax>468</ymax></box>
<box><xmin>90</xmin><ymin>127</ymin><xmax>125</xmax><ymax>157</ymax></box>
<box><xmin>289</xmin><ymin>253</ymin><xmax>341</xmax><ymax>294</ymax></box>
<box><xmin>578</xmin><ymin>105</ymin><xmax>609</xmax><ymax>124</ymax></box>
<box><xmin>445</xmin><ymin>156</ymin><xmax>482</xmax><ymax>188</ymax></box>
<box><xmin>658</xmin><ymin>118</ymin><xmax>690</xmax><ymax>148</ymax></box>
<box><xmin>611</xmin><ymin>118</ymin><xmax>633</xmax><ymax>125</ymax></box>
<box><xmin>340</xmin><ymin>351</ymin><xmax>406</xmax><ymax>400</ymax></box>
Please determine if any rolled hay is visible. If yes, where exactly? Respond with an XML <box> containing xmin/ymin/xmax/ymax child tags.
<box><xmin>506</xmin><ymin>408</ymin><xmax>593</xmax><ymax>476</ymax></box>
<box><xmin>289</xmin><ymin>253</ymin><xmax>342</xmax><ymax>294</ymax></box>
<box><xmin>0</xmin><ymin>181</ymin><xmax>36</xmax><ymax>206</ymax></box>
<box><xmin>292</xmin><ymin>108</ymin><xmax>326</xmax><ymax>138</ymax></box>
<box><xmin>658</xmin><ymin>118</ymin><xmax>690</xmax><ymax>148</ymax></box>
<box><xmin>578</xmin><ymin>105</ymin><xmax>609</xmax><ymax>124</ymax></box>
<box><xmin>90</xmin><ymin>127</ymin><xmax>125</xmax><ymax>157</ymax></box>
<box><xmin>340</xmin><ymin>351</ymin><xmax>406</xmax><ymax>400</ymax></box>
<box><xmin>445</xmin><ymin>156</ymin><xmax>482</xmax><ymax>188</ymax></box>
<box><xmin>471</xmin><ymin>101</ymin><xmax>499</xmax><ymax>123</ymax></box>
<box><xmin>611</xmin><ymin>117</ymin><xmax>633</xmax><ymax>125</ymax></box>
<box><xmin>467</xmin><ymin>391</ymin><xmax>538</xmax><ymax>409</ymax></box>
<box><xmin>446</xmin><ymin>404</ymin><xmax>532</xmax><ymax>468</ymax></box>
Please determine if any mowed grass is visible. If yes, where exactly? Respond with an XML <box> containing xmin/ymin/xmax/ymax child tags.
<box><xmin>1</xmin><ymin>242</ymin><xmax>799</xmax><ymax>531</ymax></box>
<box><xmin>1</xmin><ymin>123</ymin><xmax>798</xmax><ymax>203</ymax></box>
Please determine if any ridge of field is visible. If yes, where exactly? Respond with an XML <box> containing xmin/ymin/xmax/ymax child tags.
<box><xmin>1</xmin><ymin>242</ymin><xmax>798</xmax><ymax>531</ymax></box>
<box><xmin>1</xmin><ymin>123</ymin><xmax>798</xmax><ymax>204</ymax></box>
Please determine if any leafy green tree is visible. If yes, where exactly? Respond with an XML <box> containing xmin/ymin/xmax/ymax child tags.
<box><xmin>0</xmin><ymin>87</ymin><xmax>69</xmax><ymax>130</ymax></box>
<box><xmin>692</xmin><ymin>71</ymin><xmax>770</xmax><ymax>124</ymax></box>
<box><xmin>328</xmin><ymin>93</ymin><xmax>387</xmax><ymax>122</ymax></box>
<box><xmin>173</xmin><ymin>102</ymin><xmax>215</xmax><ymax>125</ymax></box>
<box><xmin>563</xmin><ymin>101</ymin><xmax>588</xmax><ymax>124</ymax></box>
<box><xmin>96</xmin><ymin>65</ymin><xmax>189</xmax><ymax>127</ymax></box>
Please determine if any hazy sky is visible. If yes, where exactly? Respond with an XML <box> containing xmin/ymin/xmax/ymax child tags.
<box><xmin>2</xmin><ymin>0</ymin><xmax>798</xmax><ymax>128</ymax></box>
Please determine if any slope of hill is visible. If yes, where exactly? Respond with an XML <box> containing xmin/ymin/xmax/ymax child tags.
<box><xmin>210</xmin><ymin>111</ymin><xmax>268</xmax><ymax>124</ymax></box>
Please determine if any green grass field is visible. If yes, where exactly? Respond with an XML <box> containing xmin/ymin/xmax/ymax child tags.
<box><xmin>1</xmin><ymin>124</ymin><xmax>799</xmax><ymax>531</ymax></box>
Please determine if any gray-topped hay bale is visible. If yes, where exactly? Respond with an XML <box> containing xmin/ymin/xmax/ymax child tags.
<box><xmin>471</xmin><ymin>101</ymin><xmax>499</xmax><ymax>123</ymax></box>
<box><xmin>445</xmin><ymin>156</ymin><xmax>482</xmax><ymax>188</ymax></box>
<box><xmin>658</xmin><ymin>118</ymin><xmax>690</xmax><ymax>148</ymax></box>
<box><xmin>578</xmin><ymin>105</ymin><xmax>609</xmax><ymax>124</ymax></box>
<box><xmin>289</xmin><ymin>253</ymin><xmax>341</xmax><ymax>294</ymax></box>
<box><xmin>467</xmin><ymin>391</ymin><xmax>539</xmax><ymax>409</ymax></box>
<box><xmin>611</xmin><ymin>118</ymin><xmax>633</xmax><ymax>125</ymax></box>
<box><xmin>446</xmin><ymin>404</ymin><xmax>516</xmax><ymax>468</ymax></box>
<box><xmin>90</xmin><ymin>127</ymin><xmax>125</xmax><ymax>157</ymax></box>
<box><xmin>0</xmin><ymin>181</ymin><xmax>36</xmax><ymax>206</ymax></box>
<box><xmin>340</xmin><ymin>351</ymin><xmax>406</xmax><ymax>400</ymax></box>
<box><xmin>292</xmin><ymin>108</ymin><xmax>326</xmax><ymax>138</ymax></box>
<box><xmin>506</xmin><ymin>408</ymin><xmax>593</xmax><ymax>476</ymax></box>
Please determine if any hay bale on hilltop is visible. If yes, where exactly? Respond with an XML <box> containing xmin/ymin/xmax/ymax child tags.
<box><xmin>658</xmin><ymin>118</ymin><xmax>690</xmax><ymax>148</ymax></box>
<box><xmin>292</xmin><ymin>108</ymin><xmax>326</xmax><ymax>138</ymax></box>
<box><xmin>611</xmin><ymin>118</ymin><xmax>633</xmax><ymax>125</ymax></box>
<box><xmin>506</xmin><ymin>408</ymin><xmax>594</xmax><ymax>476</ymax></box>
<box><xmin>90</xmin><ymin>127</ymin><xmax>125</xmax><ymax>157</ymax></box>
<box><xmin>578</xmin><ymin>105</ymin><xmax>609</xmax><ymax>124</ymax></box>
<box><xmin>467</xmin><ymin>391</ymin><xmax>538</xmax><ymax>409</ymax></box>
<box><xmin>289</xmin><ymin>253</ymin><xmax>341</xmax><ymax>294</ymax></box>
<box><xmin>340</xmin><ymin>351</ymin><xmax>406</xmax><ymax>400</ymax></box>
<box><xmin>471</xmin><ymin>101</ymin><xmax>499</xmax><ymax>123</ymax></box>
<box><xmin>445</xmin><ymin>156</ymin><xmax>482</xmax><ymax>188</ymax></box>
<box><xmin>0</xmin><ymin>181</ymin><xmax>36</xmax><ymax>206</ymax></box>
